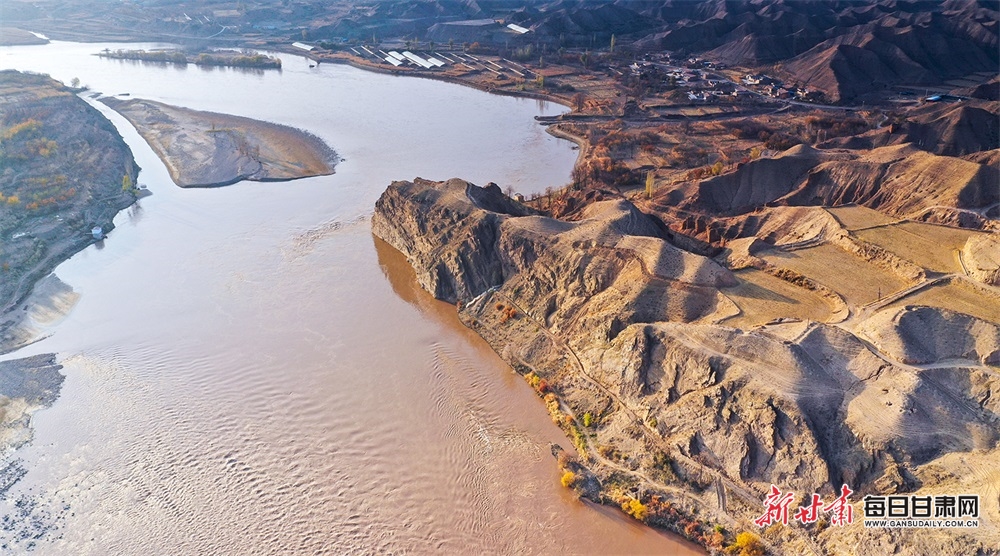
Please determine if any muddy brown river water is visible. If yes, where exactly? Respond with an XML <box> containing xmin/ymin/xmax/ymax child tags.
<box><xmin>0</xmin><ymin>41</ymin><xmax>701</xmax><ymax>554</ymax></box>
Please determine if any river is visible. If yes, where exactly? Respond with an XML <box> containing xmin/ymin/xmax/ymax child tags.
<box><xmin>0</xmin><ymin>41</ymin><xmax>700</xmax><ymax>554</ymax></box>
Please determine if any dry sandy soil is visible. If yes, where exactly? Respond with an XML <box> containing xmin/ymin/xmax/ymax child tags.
<box><xmin>102</xmin><ymin>97</ymin><xmax>337</xmax><ymax>187</ymax></box>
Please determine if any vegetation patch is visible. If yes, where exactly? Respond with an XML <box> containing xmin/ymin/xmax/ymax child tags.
<box><xmin>98</xmin><ymin>48</ymin><xmax>281</xmax><ymax>69</ymax></box>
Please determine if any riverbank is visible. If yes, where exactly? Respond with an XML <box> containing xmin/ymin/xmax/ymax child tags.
<box><xmin>312</xmin><ymin>51</ymin><xmax>575</xmax><ymax>109</ymax></box>
<box><xmin>0</xmin><ymin>71</ymin><xmax>137</xmax><ymax>353</ymax></box>
<box><xmin>373</xmin><ymin>177</ymin><xmax>1000</xmax><ymax>556</ymax></box>
<box><xmin>292</xmin><ymin>50</ymin><xmax>598</xmax><ymax>183</ymax></box>
<box><xmin>0</xmin><ymin>353</ymin><xmax>64</xmax><ymax>452</ymax></box>
<box><xmin>101</xmin><ymin>97</ymin><xmax>338</xmax><ymax>188</ymax></box>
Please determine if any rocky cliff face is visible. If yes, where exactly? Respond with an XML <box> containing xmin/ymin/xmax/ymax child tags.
<box><xmin>373</xmin><ymin>178</ymin><xmax>999</xmax><ymax>555</ymax></box>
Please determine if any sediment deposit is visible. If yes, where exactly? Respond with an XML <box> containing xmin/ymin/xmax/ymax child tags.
<box><xmin>102</xmin><ymin>98</ymin><xmax>337</xmax><ymax>188</ymax></box>
<box><xmin>0</xmin><ymin>28</ymin><xmax>47</xmax><ymax>46</ymax></box>
<box><xmin>0</xmin><ymin>353</ymin><xmax>64</xmax><ymax>452</ymax></box>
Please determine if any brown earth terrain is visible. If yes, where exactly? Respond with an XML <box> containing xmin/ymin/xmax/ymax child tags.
<box><xmin>0</xmin><ymin>28</ymin><xmax>48</xmax><ymax>46</ymax></box>
<box><xmin>374</xmin><ymin>177</ymin><xmax>999</xmax><ymax>556</ymax></box>
<box><xmin>5</xmin><ymin>0</ymin><xmax>996</xmax><ymax>104</ymax></box>
<box><xmin>101</xmin><ymin>97</ymin><xmax>337</xmax><ymax>188</ymax></box>
<box><xmin>3</xmin><ymin>1</ymin><xmax>998</xmax><ymax>553</ymax></box>
<box><xmin>0</xmin><ymin>70</ymin><xmax>138</xmax><ymax>353</ymax></box>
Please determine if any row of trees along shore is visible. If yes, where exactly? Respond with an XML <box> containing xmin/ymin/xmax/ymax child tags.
<box><xmin>98</xmin><ymin>49</ymin><xmax>281</xmax><ymax>69</ymax></box>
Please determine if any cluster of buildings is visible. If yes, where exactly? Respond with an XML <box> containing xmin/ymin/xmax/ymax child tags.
<box><xmin>628</xmin><ymin>61</ymin><xmax>750</xmax><ymax>103</ymax></box>
<box><xmin>628</xmin><ymin>62</ymin><xmax>705</xmax><ymax>86</ymax></box>
<box><xmin>682</xmin><ymin>56</ymin><xmax>726</xmax><ymax>71</ymax></box>
<box><xmin>742</xmin><ymin>74</ymin><xmax>820</xmax><ymax>101</ymax></box>
<box><xmin>686</xmin><ymin>87</ymin><xmax>751</xmax><ymax>102</ymax></box>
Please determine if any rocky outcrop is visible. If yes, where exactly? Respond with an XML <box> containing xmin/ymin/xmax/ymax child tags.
<box><xmin>372</xmin><ymin>178</ymin><xmax>521</xmax><ymax>302</ymax></box>
<box><xmin>373</xmin><ymin>178</ymin><xmax>999</xmax><ymax>555</ymax></box>
<box><xmin>372</xmin><ymin>177</ymin><xmax>729</xmax><ymax>308</ymax></box>
<box><xmin>963</xmin><ymin>234</ymin><xmax>1000</xmax><ymax>286</ymax></box>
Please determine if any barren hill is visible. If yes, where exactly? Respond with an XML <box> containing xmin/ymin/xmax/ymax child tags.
<box><xmin>780</xmin><ymin>9</ymin><xmax>998</xmax><ymax>102</ymax></box>
<box><xmin>902</xmin><ymin>102</ymin><xmax>1000</xmax><ymax>157</ymax></box>
<box><xmin>622</xmin><ymin>0</ymin><xmax>999</xmax><ymax>102</ymax></box>
<box><xmin>374</xmin><ymin>177</ymin><xmax>1000</xmax><ymax>556</ymax></box>
<box><xmin>652</xmin><ymin>142</ymin><xmax>999</xmax><ymax>244</ymax></box>
<box><xmin>825</xmin><ymin>101</ymin><xmax>1000</xmax><ymax>158</ymax></box>
<box><xmin>7</xmin><ymin>0</ymin><xmax>997</xmax><ymax>104</ymax></box>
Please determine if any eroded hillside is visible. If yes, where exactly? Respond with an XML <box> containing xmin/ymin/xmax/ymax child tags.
<box><xmin>374</xmin><ymin>177</ymin><xmax>999</xmax><ymax>555</ymax></box>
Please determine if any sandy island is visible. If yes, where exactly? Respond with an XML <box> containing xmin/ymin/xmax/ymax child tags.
<box><xmin>101</xmin><ymin>97</ymin><xmax>338</xmax><ymax>187</ymax></box>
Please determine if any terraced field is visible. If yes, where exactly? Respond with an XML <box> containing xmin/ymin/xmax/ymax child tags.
<box><xmin>857</xmin><ymin>222</ymin><xmax>985</xmax><ymax>274</ymax></box>
<box><xmin>886</xmin><ymin>278</ymin><xmax>1000</xmax><ymax>323</ymax></box>
<box><xmin>720</xmin><ymin>268</ymin><xmax>832</xmax><ymax>328</ymax></box>
<box><xmin>826</xmin><ymin>205</ymin><xmax>897</xmax><ymax>231</ymax></box>
<box><xmin>760</xmin><ymin>243</ymin><xmax>913</xmax><ymax>306</ymax></box>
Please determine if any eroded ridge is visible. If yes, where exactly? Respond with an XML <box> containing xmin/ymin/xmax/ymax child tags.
<box><xmin>374</xmin><ymin>177</ymin><xmax>999</xmax><ymax>556</ymax></box>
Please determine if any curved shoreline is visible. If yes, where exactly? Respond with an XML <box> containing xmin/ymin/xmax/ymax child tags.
<box><xmin>544</xmin><ymin>124</ymin><xmax>591</xmax><ymax>167</ymax></box>
<box><xmin>0</xmin><ymin>71</ymin><xmax>137</xmax><ymax>353</ymax></box>
<box><xmin>101</xmin><ymin>97</ymin><xmax>338</xmax><ymax>188</ymax></box>
<box><xmin>272</xmin><ymin>49</ymin><xmax>590</xmax><ymax>168</ymax></box>
<box><xmin>300</xmin><ymin>51</ymin><xmax>574</xmax><ymax>109</ymax></box>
